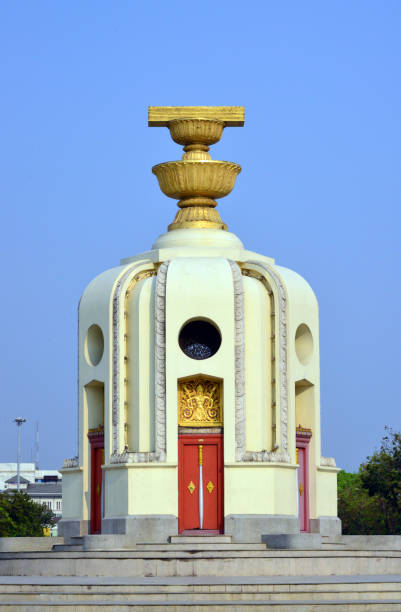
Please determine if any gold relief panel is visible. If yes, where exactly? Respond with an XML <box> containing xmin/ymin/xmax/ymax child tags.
<box><xmin>178</xmin><ymin>377</ymin><xmax>223</xmax><ymax>427</ymax></box>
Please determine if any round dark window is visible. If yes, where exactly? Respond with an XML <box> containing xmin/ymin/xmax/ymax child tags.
<box><xmin>179</xmin><ymin>320</ymin><xmax>221</xmax><ymax>360</ymax></box>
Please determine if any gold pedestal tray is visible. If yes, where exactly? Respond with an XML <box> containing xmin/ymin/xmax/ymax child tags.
<box><xmin>149</xmin><ymin>108</ymin><xmax>244</xmax><ymax>231</ymax></box>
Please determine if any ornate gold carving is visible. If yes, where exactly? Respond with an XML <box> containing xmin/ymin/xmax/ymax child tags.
<box><xmin>296</xmin><ymin>448</ymin><xmax>299</xmax><ymax>464</ymax></box>
<box><xmin>149</xmin><ymin>106</ymin><xmax>244</xmax><ymax>231</ymax></box>
<box><xmin>168</xmin><ymin>204</ymin><xmax>227</xmax><ymax>231</ymax></box>
<box><xmin>187</xmin><ymin>480</ymin><xmax>195</xmax><ymax>495</ymax></box>
<box><xmin>198</xmin><ymin>445</ymin><xmax>203</xmax><ymax>466</ymax></box>
<box><xmin>206</xmin><ymin>481</ymin><xmax>214</xmax><ymax>494</ymax></box>
<box><xmin>178</xmin><ymin>378</ymin><xmax>223</xmax><ymax>427</ymax></box>
<box><xmin>88</xmin><ymin>425</ymin><xmax>104</xmax><ymax>435</ymax></box>
<box><xmin>299</xmin><ymin>483</ymin><xmax>304</xmax><ymax>496</ymax></box>
<box><xmin>296</xmin><ymin>425</ymin><xmax>312</xmax><ymax>439</ymax></box>
<box><xmin>153</xmin><ymin>160</ymin><xmax>240</xmax><ymax>204</ymax></box>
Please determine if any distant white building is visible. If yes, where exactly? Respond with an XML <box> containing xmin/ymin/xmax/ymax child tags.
<box><xmin>0</xmin><ymin>463</ymin><xmax>61</xmax><ymax>492</ymax></box>
<box><xmin>25</xmin><ymin>481</ymin><xmax>62</xmax><ymax>517</ymax></box>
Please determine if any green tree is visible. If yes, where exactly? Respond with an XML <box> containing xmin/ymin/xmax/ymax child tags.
<box><xmin>0</xmin><ymin>492</ymin><xmax>55</xmax><ymax>537</ymax></box>
<box><xmin>337</xmin><ymin>470</ymin><xmax>386</xmax><ymax>534</ymax></box>
<box><xmin>360</xmin><ymin>427</ymin><xmax>401</xmax><ymax>533</ymax></box>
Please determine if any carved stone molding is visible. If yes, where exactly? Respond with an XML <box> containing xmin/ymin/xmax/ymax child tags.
<box><xmin>228</xmin><ymin>261</ymin><xmax>246</xmax><ymax>461</ymax></box>
<box><xmin>154</xmin><ymin>260</ymin><xmax>169</xmax><ymax>461</ymax></box>
<box><xmin>320</xmin><ymin>456</ymin><xmax>336</xmax><ymax>467</ymax></box>
<box><xmin>109</xmin><ymin>450</ymin><xmax>160</xmax><ymax>464</ymax></box>
<box><xmin>112</xmin><ymin>266</ymin><xmax>135</xmax><ymax>455</ymax></box>
<box><xmin>62</xmin><ymin>457</ymin><xmax>79</xmax><ymax>469</ymax></box>
<box><xmin>111</xmin><ymin>262</ymin><xmax>165</xmax><ymax>461</ymax></box>
<box><xmin>236</xmin><ymin>261</ymin><xmax>290</xmax><ymax>463</ymax></box>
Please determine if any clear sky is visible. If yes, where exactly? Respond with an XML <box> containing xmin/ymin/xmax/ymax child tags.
<box><xmin>0</xmin><ymin>1</ymin><xmax>400</xmax><ymax>471</ymax></box>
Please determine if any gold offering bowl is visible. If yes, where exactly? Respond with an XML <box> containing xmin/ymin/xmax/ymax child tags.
<box><xmin>152</xmin><ymin>160</ymin><xmax>241</xmax><ymax>204</ymax></box>
<box><xmin>168</xmin><ymin>118</ymin><xmax>224</xmax><ymax>147</ymax></box>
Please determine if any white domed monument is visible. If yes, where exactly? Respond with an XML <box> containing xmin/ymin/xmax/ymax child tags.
<box><xmin>60</xmin><ymin>106</ymin><xmax>340</xmax><ymax>544</ymax></box>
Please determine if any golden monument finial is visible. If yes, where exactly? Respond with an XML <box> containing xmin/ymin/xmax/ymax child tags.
<box><xmin>149</xmin><ymin>106</ymin><xmax>245</xmax><ymax>231</ymax></box>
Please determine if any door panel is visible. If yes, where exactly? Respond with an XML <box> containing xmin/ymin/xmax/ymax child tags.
<box><xmin>202</xmin><ymin>443</ymin><xmax>219</xmax><ymax>530</ymax></box>
<box><xmin>178</xmin><ymin>435</ymin><xmax>223</xmax><ymax>533</ymax></box>
<box><xmin>181</xmin><ymin>442</ymin><xmax>200</xmax><ymax>530</ymax></box>
<box><xmin>88</xmin><ymin>435</ymin><xmax>104</xmax><ymax>535</ymax></box>
<box><xmin>296</xmin><ymin>444</ymin><xmax>310</xmax><ymax>532</ymax></box>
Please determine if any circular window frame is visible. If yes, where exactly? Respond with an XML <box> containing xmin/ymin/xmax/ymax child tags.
<box><xmin>178</xmin><ymin>317</ymin><xmax>222</xmax><ymax>361</ymax></box>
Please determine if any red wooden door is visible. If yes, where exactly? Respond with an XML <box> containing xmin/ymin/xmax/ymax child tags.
<box><xmin>297</xmin><ymin>444</ymin><xmax>309</xmax><ymax>532</ymax></box>
<box><xmin>178</xmin><ymin>435</ymin><xmax>223</xmax><ymax>533</ymax></box>
<box><xmin>88</xmin><ymin>432</ymin><xmax>104</xmax><ymax>534</ymax></box>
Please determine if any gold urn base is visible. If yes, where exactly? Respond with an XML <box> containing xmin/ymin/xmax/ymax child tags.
<box><xmin>149</xmin><ymin>111</ymin><xmax>244</xmax><ymax>231</ymax></box>
<box><xmin>168</xmin><ymin>206</ymin><xmax>227</xmax><ymax>231</ymax></box>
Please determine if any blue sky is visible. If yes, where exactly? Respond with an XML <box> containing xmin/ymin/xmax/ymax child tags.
<box><xmin>0</xmin><ymin>1</ymin><xmax>400</xmax><ymax>471</ymax></box>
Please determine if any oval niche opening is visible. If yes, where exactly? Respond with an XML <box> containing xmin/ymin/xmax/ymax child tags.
<box><xmin>84</xmin><ymin>324</ymin><xmax>104</xmax><ymax>366</ymax></box>
<box><xmin>295</xmin><ymin>323</ymin><xmax>313</xmax><ymax>365</ymax></box>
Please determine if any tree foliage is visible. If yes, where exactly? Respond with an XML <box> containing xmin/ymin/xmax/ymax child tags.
<box><xmin>337</xmin><ymin>470</ymin><xmax>386</xmax><ymax>534</ymax></box>
<box><xmin>0</xmin><ymin>492</ymin><xmax>55</xmax><ymax>537</ymax></box>
<box><xmin>338</xmin><ymin>428</ymin><xmax>401</xmax><ymax>535</ymax></box>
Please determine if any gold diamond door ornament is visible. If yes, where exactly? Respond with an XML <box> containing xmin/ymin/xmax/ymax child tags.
<box><xmin>178</xmin><ymin>377</ymin><xmax>223</xmax><ymax>427</ymax></box>
<box><xmin>206</xmin><ymin>481</ymin><xmax>214</xmax><ymax>494</ymax></box>
<box><xmin>299</xmin><ymin>483</ymin><xmax>304</xmax><ymax>496</ymax></box>
<box><xmin>187</xmin><ymin>480</ymin><xmax>196</xmax><ymax>494</ymax></box>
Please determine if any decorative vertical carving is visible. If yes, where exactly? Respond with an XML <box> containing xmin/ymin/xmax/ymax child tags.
<box><xmin>154</xmin><ymin>260</ymin><xmax>169</xmax><ymax>461</ymax></box>
<box><xmin>110</xmin><ymin>261</ymin><xmax>167</xmax><ymax>463</ymax></box>
<box><xmin>112</xmin><ymin>265</ymin><xmax>137</xmax><ymax>455</ymax></box>
<box><xmin>228</xmin><ymin>261</ymin><xmax>246</xmax><ymax>461</ymax></box>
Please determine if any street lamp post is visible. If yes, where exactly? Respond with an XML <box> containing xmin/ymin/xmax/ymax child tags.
<box><xmin>14</xmin><ymin>417</ymin><xmax>26</xmax><ymax>492</ymax></box>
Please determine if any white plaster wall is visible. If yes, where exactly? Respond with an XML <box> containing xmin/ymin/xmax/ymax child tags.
<box><xmin>61</xmin><ymin>469</ymin><xmax>83</xmax><ymax>518</ymax></box>
<box><xmin>79</xmin><ymin>265</ymin><xmax>126</xmax><ymax>463</ymax></box>
<box><xmin>224</xmin><ymin>465</ymin><xmax>297</xmax><ymax>515</ymax></box>
<box><xmin>127</xmin><ymin>466</ymin><xmax>177</xmax><ymax>515</ymax></box>
<box><xmin>104</xmin><ymin>467</ymin><xmax>129</xmax><ymax>517</ymax></box>
<box><xmin>77</xmin><ymin>265</ymin><xmax>126</xmax><ymax>521</ymax></box>
<box><xmin>316</xmin><ymin>467</ymin><xmax>339</xmax><ymax>516</ymax></box>
<box><xmin>165</xmin><ymin>257</ymin><xmax>236</xmax><ymax>464</ymax></box>
<box><xmin>276</xmin><ymin>265</ymin><xmax>321</xmax><ymax>459</ymax></box>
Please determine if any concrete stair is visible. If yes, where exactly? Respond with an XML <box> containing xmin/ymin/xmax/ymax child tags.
<box><xmin>0</xmin><ymin>575</ymin><xmax>401</xmax><ymax>610</ymax></box>
<box><xmin>170</xmin><ymin>535</ymin><xmax>232</xmax><ymax>544</ymax></box>
<box><xmin>2</xmin><ymin>547</ymin><xmax>401</xmax><ymax>577</ymax></box>
<box><xmin>2</xmin><ymin>536</ymin><xmax>401</xmax><ymax>609</ymax></box>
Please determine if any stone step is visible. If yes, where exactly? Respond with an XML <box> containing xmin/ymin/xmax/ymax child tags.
<box><xmin>1</xmin><ymin>576</ymin><xmax>401</xmax><ymax>609</ymax></box>
<box><xmin>52</xmin><ymin>545</ymin><xmax>83</xmax><ymax>552</ymax></box>
<box><xmin>52</xmin><ymin>543</ymin><xmax>266</xmax><ymax>553</ymax></box>
<box><xmin>170</xmin><ymin>535</ymin><xmax>232</xmax><ymax>544</ymax></box>
<box><xmin>1</xmin><ymin>599</ymin><xmax>401</xmax><ymax>610</ymax></box>
<box><xmin>2</xmin><ymin>574</ymin><xmax>400</xmax><ymax>586</ymax></box>
<box><xmin>2</xmin><ymin>550</ymin><xmax>401</xmax><ymax>577</ymax></box>
<box><xmin>322</xmin><ymin>535</ymin><xmax>401</xmax><ymax>549</ymax></box>
<box><xmin>136</xmin><ymin>543</ymin><xmax>267</xmax><ymax>551</ymax></box>
<box><xmin>1</xmin><ymin>585</ymin><xmax>401</xmax><ymax>603</ymax></box>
